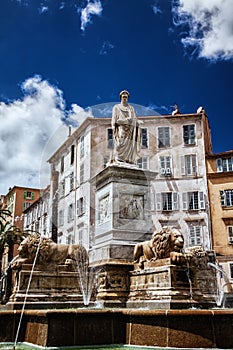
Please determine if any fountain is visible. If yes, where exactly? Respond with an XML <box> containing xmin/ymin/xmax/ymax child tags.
<box><xmin>1</xmin><ymin>97</ymin><xmax>233</xmax><ymax>348</ymax></box>
<box><xmin>1</xmin><ymin>169</ymin><xmax>233</xmax><ymax>349</ymax></box>
<box><xmin>1</xmin><ymin>216</ymin><xmax>233</xmax><ymax>348</ymax></box>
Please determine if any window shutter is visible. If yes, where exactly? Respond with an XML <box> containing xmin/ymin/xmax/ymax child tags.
<box><xmin>150</xmin><ymin>190</ymin><xmax>155</xmax><ymax>211</ymax></box>
<box><xmin>192</xmin><ymin>155</ymin><xmax>197</xmax><ymax>174</ymax></box>
<box><xmin>31</xmin><ymin>192</ymin><xmax>34</xmax><ymax>200</ymax></box>
<box><xmin>216</xmin><ymin>158</ymin><xmax>223</xmax><ymax>172</ymax></box>
<box><xmin>180</xmin><ymin>156</ymin><xmax>185</xmax><ymax>175</ymax></box>
<box><xmin>156</xmin><ymin>193</ymin><xmax>162</xmax><ymax>211</ymax></box>
<box><xmin>199</xmin><ymin>191</ymin><xmax>205</xmax><ymax>209</ymax></box>
<box><xmin>167</xmin><ymin>156</ymin><xmax>172</xmax><ymax>172</ymax></box>
<box><xmin>24</xmin><ymin>191</ymin><xmax>27</xmax><ymax>199</ymax></box>
<box><xmin>228</xmin><ymin>226</ymin><xmax>233</xmax><ymax>244</ymax></box>
<box><xmin>182</xmin><ymin>192</ymin><xmax>188</xmax><ymax>210</ymax></box>
<box><xmin>219</xmin><ymin>190</ymin><xmax>225</xmax><ymax>206</ymax></box>
<box><xmin>172</xmin><ymin>192</ymin><xmax>178</xmax><ymax>210</ymax></box>
<box><xmin>189</xmin><ymin>125</ymin><xmax>195</xmax><ymax>144</ymax></box>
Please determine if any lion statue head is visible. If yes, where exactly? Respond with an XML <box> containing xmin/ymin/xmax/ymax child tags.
<box><xmin>151</xmin><ymin>227</ymin><xmax>184</xmax><ymax>260</ymax></box>
<box><xmin>133</xmin><ymin>227</ymin><xmax>185</xmax><ymax>267</ymax></box>
<box><xmin>17</xmin><ymin>233</ymin><xmax>54</xmax><ymax>264</ymax></box>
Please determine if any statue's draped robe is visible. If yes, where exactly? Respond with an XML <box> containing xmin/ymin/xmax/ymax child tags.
<box><xmin>112</xmin><ymin>103</ymin><xmax>141</xmax><ymax>164</ymax></box>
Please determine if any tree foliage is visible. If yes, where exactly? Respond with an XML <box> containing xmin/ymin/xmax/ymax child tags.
<box><xmin>0</xmin><ymin>209</ymin><xmax>25</xmax><ymax>252</ymax></box>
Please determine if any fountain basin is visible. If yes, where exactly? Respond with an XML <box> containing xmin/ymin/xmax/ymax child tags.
<box><xmin>0</xmin><ymin>308</ymin><xmax>232</xmax><ymax>349</ymax></box>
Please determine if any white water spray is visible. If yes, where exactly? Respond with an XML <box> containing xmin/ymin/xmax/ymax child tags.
<box><xmin>13</xmin><ymin>234</ymin><xmax>42</xmax><ymax>350</ymax></box>
<box><xmin>74</xmin><ymin>250</ymin><xmax>97</xmax><ymax>306</ymax></box>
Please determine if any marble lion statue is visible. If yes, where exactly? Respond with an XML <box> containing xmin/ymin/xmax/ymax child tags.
<box><xmin>133</xmin><ymin>227</ymin><xmax>187</xmax><ymax>268</ymax></box>
<box><xmin>11</xmin><ymin>233</ymin><xmax>88</xmax><ymax>269</ymax></box>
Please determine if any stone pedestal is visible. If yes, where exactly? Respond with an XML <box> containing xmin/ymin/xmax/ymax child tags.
<box><xmin>89</xmin><ymin>165</ymin><xmax>156</xmax><ymax>307</ymax></box>
<box><xmin>90</xmin><ymin>165</ymin><xmax>156</xmax><ymax>263</ymax></box>
<box><xmin>92</xmin><ymin>259</ymin><xmax>133</xmax><ymax>308</ymax></box>
<box><xmin>127</xmin><ymin>259</ymin><xmax>213</xmax><ymax>309</ymax></box>
<box><xmin>7</xmin><ymin>264</ymin><xmax>86</xmax><ymax>309</ymax></box>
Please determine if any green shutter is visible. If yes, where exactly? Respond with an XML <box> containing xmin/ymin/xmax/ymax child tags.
<box><xmin>32</xmin><ymin>192</ymin><xmax>34</xmax><ymax>200</ymax></box>
<box><xmin>24</xmin><ymin>191</ymin><xmax>27</xmax><ymax>199</ymax></box>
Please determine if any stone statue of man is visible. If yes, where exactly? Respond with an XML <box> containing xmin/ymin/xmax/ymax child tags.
<box><xmin>112</xmin><ymin>90</ymin><xmax>142</xmax><ymax>164</ymax></box>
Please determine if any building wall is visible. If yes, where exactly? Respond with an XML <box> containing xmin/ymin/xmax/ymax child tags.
<box><xmin>131</xmin><ymin>114</ymin><xmax>211</xmax><ymax>250</ymax></box>
<box><xmin>23</xmin><ymin>187</ymin><xmax>50</xmax><ymax>237</ymax></box>
<box><xmin>207</xmin><ymin>153</ymin><xmax>233</xmax><ymax>256</ymax></box>
<box><xmin>5</xmin><ymin>187</ymin><xmax>41</xmax><ymax>231</ymax></box>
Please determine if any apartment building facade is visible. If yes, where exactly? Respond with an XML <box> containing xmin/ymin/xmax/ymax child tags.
<box><xmin>48</xmin><ymin>109</ymin><xmax>213</xmax><ymax>254</ymax></box>
<box><xmin>3</xmin><ymin>186</ymin><xmax>41</xmax><ymax>231</ymax></box>
<box><xmin>23</xmin><ymin>186</ymin><xmax>50</xmax><ymax>236</ymax></box>
<box><xmin>206</xmin><ymin>151</ymin><xmax>233</xmax><ymax>284</ymax></box>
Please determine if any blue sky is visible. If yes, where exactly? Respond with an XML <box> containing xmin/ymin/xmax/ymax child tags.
<box><xmin>0</xmin><ymin>0</ymin><xmax>233</xmax><ymax>193</ymax></box>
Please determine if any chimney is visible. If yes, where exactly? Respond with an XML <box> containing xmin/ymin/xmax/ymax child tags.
<box><xmin>68</xmin><ymin>125</ymin><xmax>72</xmax><ymax>137</ymax></box>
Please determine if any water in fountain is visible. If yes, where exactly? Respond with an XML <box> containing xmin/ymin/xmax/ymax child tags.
<box><xmin>74</xmin><ymin>250</ymin><xmax>97</xmax><ymax>306</ymax></box>
<box><xmin>207</xmin><ymin>262</ymin><xmax>233</xmax><ymax>307</ymax></box>
<box><xmin>185</xmin><ymin>260</ymin><xmax>194</xmax><ymax>304</ymax></box>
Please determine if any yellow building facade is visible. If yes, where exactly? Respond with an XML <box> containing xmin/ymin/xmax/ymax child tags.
<box><xmin>206</xmin><ymin>151</ymin><xmax>233</xmax><ymax>292</ymax></box>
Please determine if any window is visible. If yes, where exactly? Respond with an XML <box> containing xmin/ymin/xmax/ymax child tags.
<box><xmin>107</xmin><ymin>129</ymin><xmax>114</xmax><ymax>149</ymax></box>
<box><xmin>183</xmin><ymin>124</ymin><xmax>195</xmax><ymax>145</ymax></box>
<box><xmin>68</xmin><ymin>203</ymin><xmax>74</xmax><ymax>223</ymax></box>
<box><xmin>159</xmin><ymin>156</ymin><xmax>172</xmax><ymax>176</ymax></box>
<box><xmin>230</xmin><ymin>263</ymin><xmax>233</xmax><ymax>279</ymax></box>
<box><xmin>189</xmin><ymin>226</ymin><xmax>202</xmax><ymax>246</ymax></box>
<box><xmin>24</xmin><ymin>191</ymin><xmax>34</xmax><ymax>200</ymax></box>
<box><xmin>156</xmin><ymin>192</ymin><xmax>178</xmax><ymax>211</ymax></box>
<box><xmin>220</xmin><ymin>190</ymin><xmax>233</xmax><ymax>207</ymax></box>
<box><xmin>227</xmin><ymin>226</ymin><xmax>233</xmax><ymax>244</ymax></box>
<box><xmin>137</xmin><ymin>157</ymin><xmax>148</xmax><ymax>170</ymax></box>
<box><xmin>67</xmin><ymin>234</ymin><xmax>74</xmax><ymax>244</ymax></box>
<box><xmin>23</xmin><ymin>202</ymin><xmax>31</xmax><ymax>211</ymax></box>
<box><xmin>141</xmin><ymin>128</ymin><xmax>148</xmax><ymax>148</ymax></box>
<box><xmin>59</xmin><ymin>210</ymin><xmax>64</xmax><ymax>226</ymax></box>
<box><xmin>78</xmin><ymin>228</ymin><xmax>84</xmax><ymax>245</ymax></box>
<box><xmin>180</xmin><ymin>154</ymin><xmax>197</xmax><ymax>176</ymax></box>
<box><xmin>71</xmin><ymin>145</ymin><xmax>75</xmax><ymax>165</ymax></box>
<box><xmin>216</xmin><ymin>157</ymin><xmax>233</xmax><ymax>172</ymax></box>
<box><xmin>80</xmin><ymin>136</ymin><xmax>84</xmax><ymax>158</ymax></box>
<box><xmin>158</xmin><ymin>127</ymin><xmax>170</xmax><ymax>148</ymax></box>
<box><xmin>80</xmin><ymin>163</ymin><xmax>84</xmax><ymax>184</ymax></box>
<box><xmin>60</xmin><ymin>180</ymin><xmax>65</xmax><ymax>198</ymax></box>
<box><xmin>182</xmin><ymin>191</ymin><xmax>205</xmax><ymax>210</ymax></box>
<box><xmin>43</xmin><ymin>214</ymin><xmax>48</xmax><ymax>235</ymax></box>
<box><xmin>77</xmin><ymin>197</ymin><xmax>85</xmax><ymax>216</ymax></box>
<box><xmin>61</xmin><ymin>156</ymin><xmax>64</xmax><ymax>173</ymax></box>
<box><xmin>70</xmin><ymin>172</ymin><xmax>74</xmax><ymax>191</ymax></box>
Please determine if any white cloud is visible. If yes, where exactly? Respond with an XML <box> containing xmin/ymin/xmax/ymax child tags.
<box><xmin>80</xmin><ymin>0</ymin><xmax>103</xmax><ymax>32</ymax></box>
<box><xmin>173</xmin><ymin>0</ymin><xmax>233</xmax><ymax>61</ymax></box>
<box><xmin>0</xmin><ymin>75</ymin><xmax>91</xmax><ymax>194</ymax></box>
<box><xmin>66</xmin><ymin>103</ymin><xmax>93</xmax><ymax>126</ymax></box>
